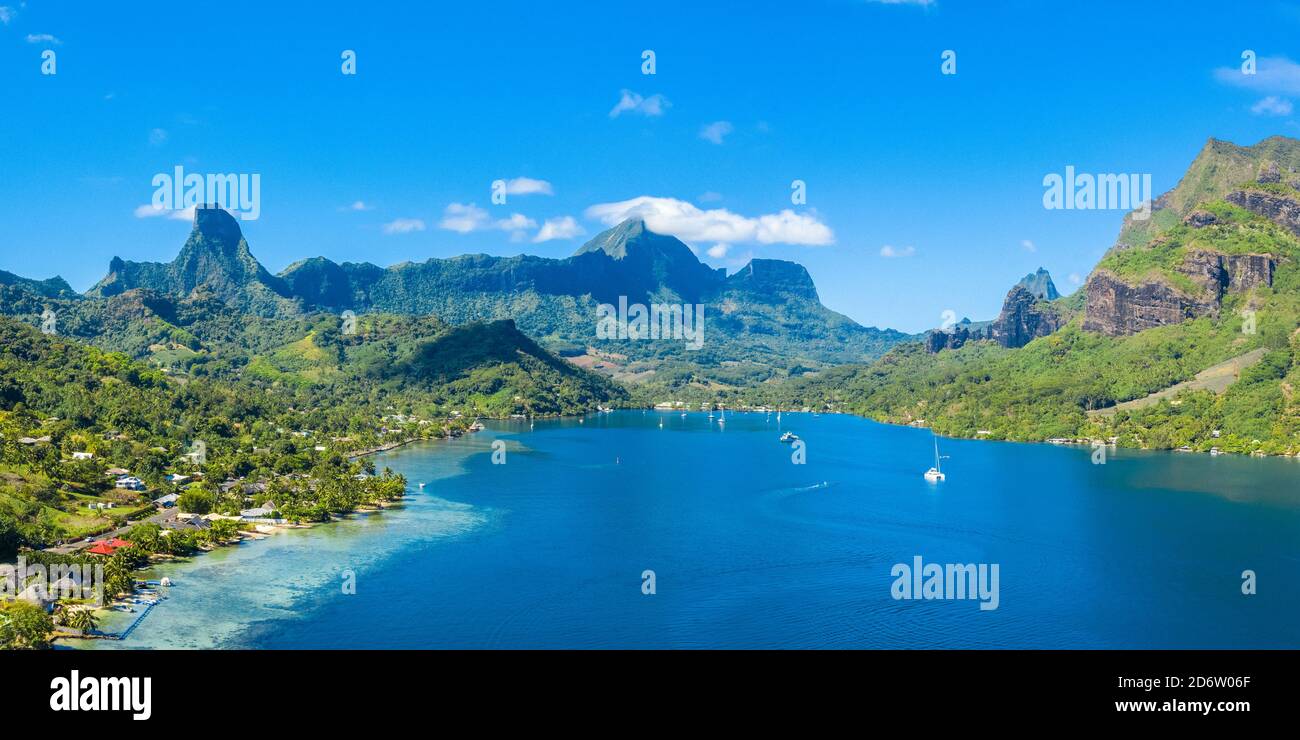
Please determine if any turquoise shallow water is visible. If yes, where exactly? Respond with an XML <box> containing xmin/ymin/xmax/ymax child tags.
<box><xmin>73</xmin><ymin>411</ymin><xmax>1300</xmax><ymax>649</ymax></box>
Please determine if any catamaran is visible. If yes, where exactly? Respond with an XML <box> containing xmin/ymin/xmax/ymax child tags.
<box><xmin>924</xmin><ymin>435</ymin><xmax>948</xmax><ymax>482</ymax></box>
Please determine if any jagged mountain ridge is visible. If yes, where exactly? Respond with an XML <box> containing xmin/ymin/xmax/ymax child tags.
<box><xmin>73</xmin><ymin>210</ymin><xmax>908</xmax><ymax>379</ymax></box>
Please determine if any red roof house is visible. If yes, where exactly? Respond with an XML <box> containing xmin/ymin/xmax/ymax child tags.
<box><xmin>85</xmin><ymin>542</ymin><xmax>117</xmax><ymax>556</ymax></box>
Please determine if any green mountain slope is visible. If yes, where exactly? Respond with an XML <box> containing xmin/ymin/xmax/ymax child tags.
<box><xmin>60</xmin><ymin>209</ymin><xmax>911</xmax><ymax>391</ymax></box>
<box><xmin>754</xmin><ymin>135</ymin><xmax>1300</xmax><ymax>456</ymax></box>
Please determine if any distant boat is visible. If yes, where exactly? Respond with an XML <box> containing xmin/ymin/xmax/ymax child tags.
<box><xmin>924</xmin><ymin>435</ymin><xmax>948</xmax><ymax>483</ymax></box>
<box><xmin>779</xmin><ymin>431</ymin><xmax>798</xmax><ymax>443</ymax></box>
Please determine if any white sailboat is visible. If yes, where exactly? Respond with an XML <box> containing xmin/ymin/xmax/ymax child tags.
<box><xmin>924</xmin><ymin>435</ymin><xmax>948</xmax><ymax>483</ymax></box>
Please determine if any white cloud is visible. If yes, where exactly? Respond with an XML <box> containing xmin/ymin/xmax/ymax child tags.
<box><xmin>533</xmin><ymin>216</ymin><xmax>585</xmax><ymax>242</ymax></box>
<box><xmin>609</xmin><ymin>89</ymin><xmax>670</xmax><ymax>118</ymax></box>
<box><xmin>1069</xmin><ymin>273</ymin><xmax>1082</xmax><ymax>285</ymax></box>
<box><xmin>495</xmin><ymin>213</ymin><xmax>537</xmax><ymax>231</ymax></box>
<box><xmin>1214</xmin><ymin>56</ymin><xmax>1300</xmax><ymax>96</ymax></box>
<box><xmin>438</xmin><ymin>202</ymin><xmax>542</xmax><ymax>236</ymax></box>
<box><xmin>879</xmin><ymin>245</ymin><xmax>915</xmax><ymax>258</ymax></box>
<box><xmin>148</xmin><ymin>128</ymin><xmax>168</xmax><ymax>146</ymax></box>
<box><xmin>342</xmin><ymin>200</ymin><xmax>372</xmax><ymax>211</ymax></box>
<box><xmin>1251</xmin><ymin>95</ymin><xmax>1293</xmax><ymax>116</ymax></box>
<box><xmin>134</xmin><ymin>204</ymin><xmax>195</xmax><ymax>222</ymax></box>
<box><xmin>0</xmin><ymin>7</ymin><xmax>15</xmax><ymax>25</ymax></box>
<box><xmin>1021</xmin><ymin>239</ymin><xmax>1037</xmax><ymax>252</ymax></box>
<box><xmin>699</xmin><ymin>121</ymin><xmax>734</xmax><ymax>145</ymax></box>
<box><xmin>500</xmin><ymin>177</ymin><xmax>554</xmax><ymax>196</ymax></box>
<box><xmin>437</xmin><ymin>203</ymin><xmax>488</xmax><ymax>233</ymax></box>
<box><xmin>585</xmin><ymin>196</ymin><xmax>833</xmax><ymax>246</ymax></box>
<box><xmin>706</xmin><ymin>243</ymin><xmax>730</xmax><ymax>259</ymax></box>
<box><xmin>25</xmin><ymin>33</ymin><xmax>61</xmax><ymax>44</ymax></box>
<box><xmin>698</xmin><ymin>191</ymin><xmax>723</xmax><ymax>203</ymax></box>
<box><xmin>382</xmin><ymin>218</ymin><xmax>426</xmax><ymax>235</ymax></box>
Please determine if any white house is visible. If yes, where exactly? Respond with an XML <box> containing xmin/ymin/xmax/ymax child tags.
<box><xmin>115</xmin><ymin>476</ymin><xmax>146</xmax><ymax>491</ymax></box>
<box><xmin>71</xmin><ymin>451</ymin><xmax>95</xmax><ymax>460</ymax></box>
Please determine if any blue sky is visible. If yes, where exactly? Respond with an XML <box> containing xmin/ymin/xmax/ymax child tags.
<box><xmin>2</xmin><ymin>0</ymin><xmax>1300</xmax><ymax>333</ymax></box>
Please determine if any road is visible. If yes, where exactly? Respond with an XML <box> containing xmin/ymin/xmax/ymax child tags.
<box><xmin>42</xmin><ymin>507</ymin><xmax>179</xmax><ymax>555</ymax></box>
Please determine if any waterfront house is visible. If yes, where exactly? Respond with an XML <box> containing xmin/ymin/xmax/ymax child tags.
<box><xmin>165</xmin><ymin>516</ymin><xmax>211</xmax><ymax>531</ymax></box>
<box><xmin>85</xmin><ymin>542</ymin><xmax>117</xmax><ymax>556</ymax></box>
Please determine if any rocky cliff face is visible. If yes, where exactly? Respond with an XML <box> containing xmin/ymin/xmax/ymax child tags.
<box><xmin>927</xmin><ymin>275</ymin><xmax>1067</xmax><ymax>352</ymax></box>
<box><xmin>1226</xmin><ymin>188</ymin><xmax>1300</xmax><ymax>236</ymax></box>
<box><xmin>988</xmin><ymin>285</ymin><xmax>1066</xmax><ymax>347</ymax></box>
<box><xmin>927</xmin><ymin>323</ymin><xmax>975</xmax><ymax>352</ymax></box>
<box><xmin>1081</xmin><ymin>140</ymin><xmax>1300</xmax><ymax>338</ymax></box>
<box><xmin>1082</xmin><ymin>249</ymin><xmax>1275</xmax><ymax>336</ymax></box>
<box><xmin>1081</xmin><ymin>269</ymin><xmax>1216</xmax><ymax>336</ymax></box>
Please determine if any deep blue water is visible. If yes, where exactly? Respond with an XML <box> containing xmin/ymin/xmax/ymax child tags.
<box><xmin>81</xmin><ymin>411</ymin><xmax>1300</xmax><ymax>648</ymax></box>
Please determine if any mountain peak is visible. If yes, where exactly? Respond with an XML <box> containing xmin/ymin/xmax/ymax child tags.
<box><xmin>191</xmin><ymin>204</ymin><xmax>245</xmax><ymax>247</ymax></box>
<box><xmin>1016</xmin><ymin>267</ymin><xmax>1059</xmax><ymax>301</ymax></box>
<box><xmin>179</xmin><ymin>205</ymin><xmax>247</xmax><ymax>265</ymax></box>
<box><xmin>88</xmin><ymin>205</ymin><xmax>294</xmax><ymax>314</ymax></box>
<box><xmin>726</xmin><ymin>259</ymin><xmax>820</xmax><ymax>302</ymax></box>
<box><xmin>573</xmin><ymin>218</ymin><xmax>649</xmax><ymax>259</ymax></box>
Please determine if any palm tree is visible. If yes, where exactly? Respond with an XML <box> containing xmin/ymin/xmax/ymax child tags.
<box><xmin>102</xmin><ymin>553</ymin><xmax>132</xmax><ymax>599</ymax></box>
<box><xmin>65</xmin><ymin>607</ymin><xmax>99</xmax><ymax>634</ymax></box>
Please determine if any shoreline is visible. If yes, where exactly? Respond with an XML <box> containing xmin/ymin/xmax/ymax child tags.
<box><xmin>56</xmin><ymin>422</ymin><xmax>515</xmax><ymax>647</ymax></box>
<box><xmin>694</xmin><ymin>406</ymin><xmax>1300</xmax><ymax>461</ymax></box>
<box><xmin>346</xmin><ymin>438</ymin><xmax>422</xmax><ymax>460</ymax></box>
